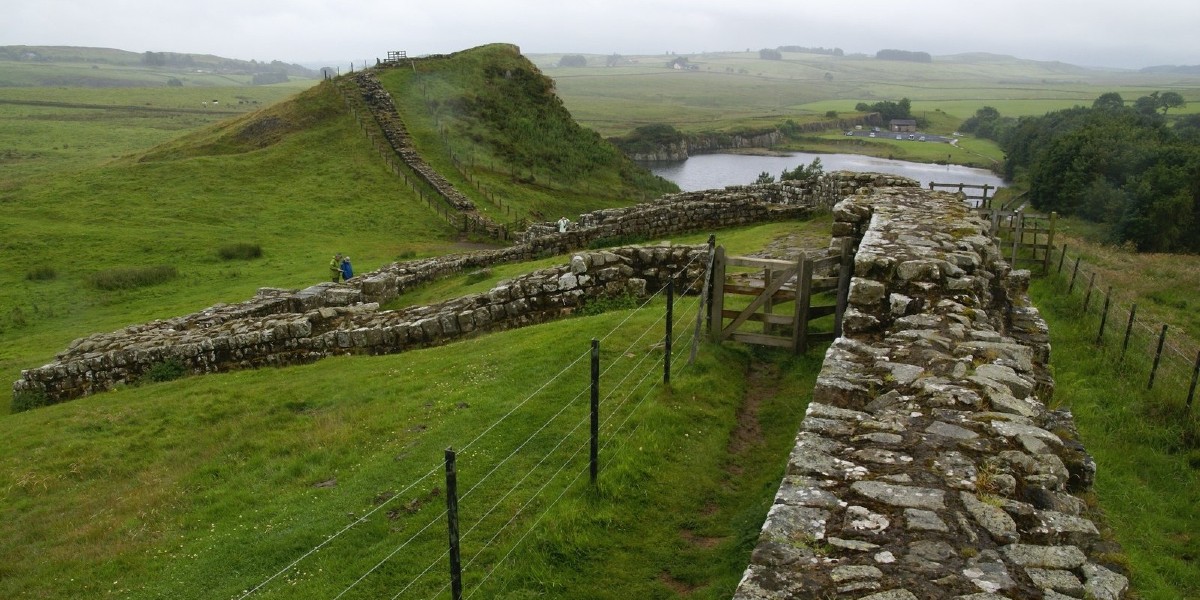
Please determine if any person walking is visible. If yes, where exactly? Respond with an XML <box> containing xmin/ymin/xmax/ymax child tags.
<box><xmin>329</xmin><ymin>253</ymin><xmax>343</xmax><ymax>282</ymax></box>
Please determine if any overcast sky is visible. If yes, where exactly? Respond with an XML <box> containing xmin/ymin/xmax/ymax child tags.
<box><xmin>6</xmin><ymin>0</ymin><xmax>1198</xmax><ymax>70</ymax></box>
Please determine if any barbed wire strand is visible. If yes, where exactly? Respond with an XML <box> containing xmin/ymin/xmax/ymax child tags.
<box><xmin>463</xmin><ymin>447</ymin><xmax>591</xmax><ymax>598</ymax></box>
<box><xmin>234</xmin><ymin>466</ymin><xmax>442</xmax><ymax>600</ymax></box>
<box><xmin>459</xmin><ymin>411</ymin><xmax>591</xmax><ymax>540</ymax></box>
<box><xmin>246</xmin><ymin>254</ymin><xmax>711</xmax><ymax>599</ymax></box>
<box><xmin>458</xmin><ymin>385</ymin><xmax>589</xmax><ymax>503</ymax></box>
<box><xmin>330</xmin><ymin>507</ymin><xmax>448</xmax><ymax>600</ymax></box>
<box><xmin>426</xmin><ymin>420</ymin><xmax>594</xmax><ymax>600</ymax></box>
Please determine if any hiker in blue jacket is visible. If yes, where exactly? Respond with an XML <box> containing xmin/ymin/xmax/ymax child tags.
<box><xmin>340</xmin><ymin>255</ymin><xmax>353</xmax><ymax>281</ymax></box>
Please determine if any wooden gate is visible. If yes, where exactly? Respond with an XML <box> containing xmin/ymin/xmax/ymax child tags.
<box><xmin>708</xmin><ymin>242</ymin><xmax>852</xmax><ymax>353</ymax></box>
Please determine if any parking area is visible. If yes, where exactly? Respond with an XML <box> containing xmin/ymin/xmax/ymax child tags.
<box><xmin>844</xmin><ymin>129</ymin><xmax>954</xmax><ymax>143</ymax></box>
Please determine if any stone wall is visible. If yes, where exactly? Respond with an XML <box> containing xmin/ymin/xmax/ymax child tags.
<box><xmin>15</xmin><ymin>173</ymin><xmax>915</xmax><ymax>405</ymax></box>
<box><xmin>15</xmin><ymin>246</ymin><xmax>707</xmax><ymax>404</ymax></box>
<box><xmin>733</xmin><ymin>188</ymin><xmax>1128</xmax><ymax>599</ymax></box>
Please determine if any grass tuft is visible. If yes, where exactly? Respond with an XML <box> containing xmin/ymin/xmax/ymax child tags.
<box><xmin>87</xmin><ymin>265</ymin><xmax>178</xmax><ymax>290</ymax></box>
<box><xmin>216</xmin><ymin>242</ymin><xmax>263</xmax><ymax>261</ymax></box>
<box><xmin>24</xmin><ymin>266</ymin><xmax>57</xmax><ymax>281</ymax></box>
<box><xmin>10</xmin><ymin>390</ymin><xmax>48</xmax><ymax>413</ymax></box>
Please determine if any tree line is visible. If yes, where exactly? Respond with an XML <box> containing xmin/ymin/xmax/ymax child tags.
<box><xmin>967</xmin><ymin>92</ymin><xmax>1199</xmax><ymax>252</ymax></box>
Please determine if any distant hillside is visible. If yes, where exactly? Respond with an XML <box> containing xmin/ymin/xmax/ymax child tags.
<box><xmin>0</xmin><ymin>45</ymin><xmax>318</xmax><ymax>86</ymax></box>
<box><xmin>1141</xmin><ymin>64</ymin><xmax>1200</xmax><ymax>74</ymax></box>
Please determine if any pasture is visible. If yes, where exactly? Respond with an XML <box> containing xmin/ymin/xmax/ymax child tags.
<box><xmin>532</xmin><ymin>50</ymin><xmax>1200</xmax><ymax>137</ymax></box>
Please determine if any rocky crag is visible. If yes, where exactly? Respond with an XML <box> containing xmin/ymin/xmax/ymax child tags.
<box><xmin>733</xmin><ymin>189</ymin><xmax>1128</xmax><ymax>599</ymax></box>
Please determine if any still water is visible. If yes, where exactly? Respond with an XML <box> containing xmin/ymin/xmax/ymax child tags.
<box><xmin>649</xmin><ymin>152</ymin><xmax>1005</xmax><ymax>192</ymax></box>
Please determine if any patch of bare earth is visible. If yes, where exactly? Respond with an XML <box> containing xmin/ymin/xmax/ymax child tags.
<box><xmin>658</xmin><ymin>571</ymin><xmax>699</xmax><ymax>595</ymax></box>
<box><xmin>726</xmin><ymin>359</ymin><xmax>778</xmax><ymax>463</ymax></box>
<box><xmin>681</xmin><ymin>529</ymin><xmax>723</xmax><ymax>549</ymax></box>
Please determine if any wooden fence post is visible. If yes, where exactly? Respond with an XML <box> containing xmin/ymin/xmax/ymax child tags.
<box><xmin>1082</xmin><ymin>273</ymin><xmax>1097</xmax><ymax>312</ymax></box>
<box><xmin>709</xmin><ymin>246</ymin><xmax>726</xmax><ymax>342</ymax></box>
<box><xmin>1096</xmin><ymin>287</ymin><xmax>1112</xmax><ymax>344</ymax></box>
<box><xmin>1068</xmin><ymin>257</ymin><xmax>1081</xmax><ymax>294</ymax></box>
<box><xmin>792</xmin><ymin>254</ymin><xmax>813</xmax><ymax>354</ymax></box>
<box><xmin>1149</xmin><ymin>324</ymin><xmax>1169</xmax><ymax>390</ymax></box>
<box><xmin>691</xmin><ymin>237</ymin><xmax>716</xmax><ymax>365</ymax></box>
<box><xmin>1058</xmin><ymin>243</ymin><xmax>1068</xmax><ymax>274</ymax></box>
<box><xmin>1043</xmin><ymin>212</ymin><xmax>1057</xmax><ymax>275</ymax></box>
<box><xmin>833</xmin><ymin>238</ymin><xmax>852</xmax><ymax>339</ymax></box>
<box><xmin>1187</xmin><ymin>350</ymin><xmax>1200</xmax><ymax>411</ymax></box>
<box><xmin>1121</xmin><ymin>303</ymin><xmax>1138</xmax><ymax>359</ymax></box>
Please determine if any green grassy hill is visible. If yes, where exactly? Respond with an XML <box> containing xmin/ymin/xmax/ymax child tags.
<box><xmin>0</xmin><ymin>44</ymin><xmax>676</xmax><ymax>413</ymax></box>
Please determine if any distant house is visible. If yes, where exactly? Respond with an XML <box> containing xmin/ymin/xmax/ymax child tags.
<box><xmin>890</xmin><ymin>119</ymin><xmax>917</xmax><ymax>132</ymax></box>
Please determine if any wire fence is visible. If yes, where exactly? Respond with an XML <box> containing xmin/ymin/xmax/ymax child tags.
<box><xmin>231</xmin><ymin>252</ymin><xmax>711</xmax><ymax>599</ymax></box>
<box><xmin>1043</xmin><ymin>244</ymin><xmax>1200</xmax><ymax>414</ymax></box>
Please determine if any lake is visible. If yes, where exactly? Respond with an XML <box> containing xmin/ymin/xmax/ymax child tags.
<box><xmin>648</xmin><ymin>152</ymin><xmax>1006</xmax><ymax>192</ymax></box>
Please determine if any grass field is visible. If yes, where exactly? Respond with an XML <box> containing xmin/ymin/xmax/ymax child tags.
<box><xmin>532</xmin><ymin>50</ymin><xmax>1200</xmax><ymax>138</ymax></box>
<box><xmin>1029</xmin><ymin>276</ymin><xmax>1200</xmax><ymax>600</ymax></box>
<box><xmin>0</xmin><ymin>221</ymin><xmax>822</xmax><ymax>599</ymax></box>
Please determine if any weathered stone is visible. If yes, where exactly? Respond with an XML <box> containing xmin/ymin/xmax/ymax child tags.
<box><xmin>904</xmin><ymin>508</ymin><xmax>949</xmax><ymax>532</ymax></box>
<box><xmin>926</xmin><ymin>421</ymin><xmax>979</xmax><ymax>440</ymax></box>
<box><xmin>1001</xmin><ymin>544</ymin><xmax>1087</xmax><ymax>569</ymax></box>
<box><xmin>851</xmin><ymin>481</ymin><xmax>946</xmax><ymax>510</ymax></box>
<box><xmin>1026</xmin><ymin>568</ymin><xmax>1084</xmax><ymax>596</ymax></box>
<box><xmin>960</xmin><ymin>491</ymin><xmax>1019</xmax><ymax>543</ymax></box>
<box><xmin>1081</xmin><ymin>562</ymin><xmax>1129</xmax><ymax>600</ymax></box>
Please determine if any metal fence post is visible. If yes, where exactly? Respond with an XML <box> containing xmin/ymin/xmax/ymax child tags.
<box><xmin>590</xmin><ymin>338</ymin><xmax>599</xmax><ymax>485</ymax></box>
<box><xmin>664</xmin><ymin>279</ymin><xmax>673</xmax><ymax>385</ymax></box>
<box><xmin>444</xmin><ymin>448</ymin><xmax>463</xmax><ymax>600</ymax></box>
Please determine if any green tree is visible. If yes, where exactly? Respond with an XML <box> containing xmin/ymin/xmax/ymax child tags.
<box><xmin>780</xmin><ymin>157</ymin><xmax>823</xmax><ymax>182</ymax></box>
<box><xmin>1158</xmin><ymin>91</ymin><xmax>1186</xmax><ymax>115</ymax></box>
<box><xmin>558</xmin><ymin>54</ymin><xmax>587</xmax><ymax>67</ymax></box>
<box><xmin>759</xmin><ymin>48</ymin><xmax>782</xmax><ymax>60</ymax></box>
<box><xmin>754</xmin><ymin>171</ymin><xmax>775</xmax><ymax>184</ymax></box>
<box><xmin>1092</xmin><ymin>92</ymin><xmax>1125</xmax><ymax>111</ymax></box>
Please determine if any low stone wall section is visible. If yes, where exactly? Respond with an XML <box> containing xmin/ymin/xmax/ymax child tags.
<box><xmin>733</xmin><ymin>188</ymin><xmax>1128</xmax><ymax>599</ymax></box>
<box><xmin>15</xmin><ymin>246</ymin><xmax>707</xmax><ymax>404</ymax></box>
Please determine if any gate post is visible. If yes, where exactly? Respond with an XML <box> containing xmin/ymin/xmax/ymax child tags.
<box><xmin>792</xmin><ymin>254</ymin><xmax>813</xmax><ymax>354</ymax></box>
<box><xmin>709</xmin><ymin>246</ymin><xmax>726</xmax><ymax>342</ymax></box>
<box><xmin>833</xmin><ymin>238</ymin><xmax>853</xmax><ymax>339</ymax></box>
